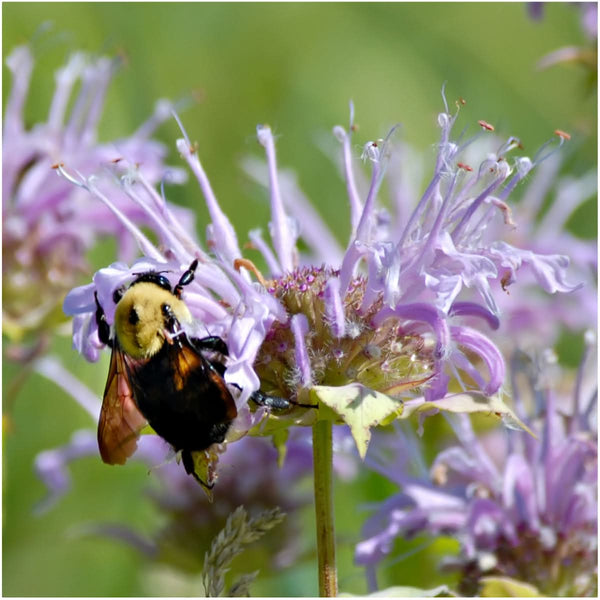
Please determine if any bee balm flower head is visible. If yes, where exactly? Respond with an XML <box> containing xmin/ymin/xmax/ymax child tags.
<box><xmin>63</xmin><ymin>89</ymin><xmax>577</xmax><ymax>462</ymax></box>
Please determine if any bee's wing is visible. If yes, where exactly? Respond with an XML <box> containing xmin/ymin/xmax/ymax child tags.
<box><xmin>98</xmin><ymin>346</ymin><xmax>148</xmax><ymax>465</ymax></box>
<box><xmin>177</xmin><ymin>341</ymin><xmax>238</xmax><ymax>421</ymax></box>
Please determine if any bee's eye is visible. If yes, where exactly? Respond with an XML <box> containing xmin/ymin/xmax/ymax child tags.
<box><xmin>128</xmin><ymin>308</ymin><xmax>140</xmax><ymax>325</ymax></box>
<box><xmin>161</xmin><ymin>303</ymin><xmax>171</xmax><ymax>317</ymax></box>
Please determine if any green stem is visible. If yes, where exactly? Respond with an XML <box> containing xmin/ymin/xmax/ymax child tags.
<box><xmin>312</xmin><ymin>419</ymin><xmax>338</xmax><ymax>597</ymax></box>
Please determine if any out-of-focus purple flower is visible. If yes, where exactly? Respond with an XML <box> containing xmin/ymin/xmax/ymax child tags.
<box><xmin>140</xmin><ymin>432</ymin><xmax>314</xmax><ymax>570</ymax></box>
<box><xmin>356</xmin><ymin>334</ymin><xmax>597</xmax><ymax>596</ymax></box>
<box><xmin>2</xmin><ymin>42</ymin><xmax>192</xmax><ymax>343</ymax></box>
<box><xmin>62</xmin><ymin>89</ymin><xmax>577</xmax><ymax>459</ymax></box>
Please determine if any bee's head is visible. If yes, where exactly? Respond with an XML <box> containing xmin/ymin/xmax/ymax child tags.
<box><xmin>113</xmin><ymin>271</ymin><xmax>172</xmax><ymax>304</ymax></box>
<box><xmin>113</xmin><ymin>281</ymin><xmax>192</xmax><ymax>359</ymax></box>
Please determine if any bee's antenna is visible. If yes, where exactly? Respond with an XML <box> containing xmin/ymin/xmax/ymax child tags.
<box><xmin>174</xmin><ymin>259</ymin><xmax>199</xmax><ymax>298</ymax></box>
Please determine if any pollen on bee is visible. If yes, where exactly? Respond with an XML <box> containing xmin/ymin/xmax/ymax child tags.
<box><xmin>478</xmin><ymin>119</ymin><xmax>495</xmax><ymax>132</ymax></box>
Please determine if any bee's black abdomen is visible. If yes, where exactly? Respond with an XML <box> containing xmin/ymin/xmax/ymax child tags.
<box><xmin>128</xmin><ymin>340</ymin><xmax>237</xmax><ymax>454</ymax></box>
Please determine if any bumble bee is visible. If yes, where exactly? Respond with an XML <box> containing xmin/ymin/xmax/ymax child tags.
<box><xmin>94</xmin><ymin>259</ymin><xmax>238</xmax><ymax>485</ymax></box>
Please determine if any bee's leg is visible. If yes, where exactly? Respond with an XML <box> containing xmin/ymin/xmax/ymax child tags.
<box><xmin>161</xmin><ymin>304</ymin><xmax>182</xmax><ymax>339</ymax></box>
<box><xmin>173</xmin><ymin>259</ymin><xmax>199</xmax><ymax>298</ymax></box>
<box><xmin>181</xmin><ymin>449</ymin><xmax>214</xmax><ymax>490</ymax></box>
<box><xmin>191</xmin><ymin>336</ymin><xmax>229</xmax><ymax>357</ymax></box>
<box><xmin>250</xmin><ymin>390</ymin><xmax>317</xmax><ymax>411</ymax></box>
<box><xmin>94</xmin><ymin>292</ymin><xmax>112</xmax><ymax>348</ymax></box>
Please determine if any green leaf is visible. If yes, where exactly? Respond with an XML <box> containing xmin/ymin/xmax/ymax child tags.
<box><xmin>479</xmin><ymin>576</ymin><xmax>543</xmax><ymax>597</ymax></box>
<box><xmin>340</xmin><ymin>584</ymin><xmax>456</xmax><ymax>597</ymax></box>
<box><xmin>309</xmin><ymin>385</ymin><xmax>533</xmax><ymax>458</ymax></box>
<box><xmin>401</xmin><ymin>392</ymin><xmax>535</xmax><ymax>437</ymax></box>
<box><xmin>310</xmin><ymin>384</ymin><xmax>404</xmax><ymax>458</ymax></box>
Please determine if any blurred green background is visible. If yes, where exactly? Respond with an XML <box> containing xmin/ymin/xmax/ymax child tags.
<box><xmin>3</xmin><ymin>2</ymin><xmax>596</xmax><ymax>597</ymax></box>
